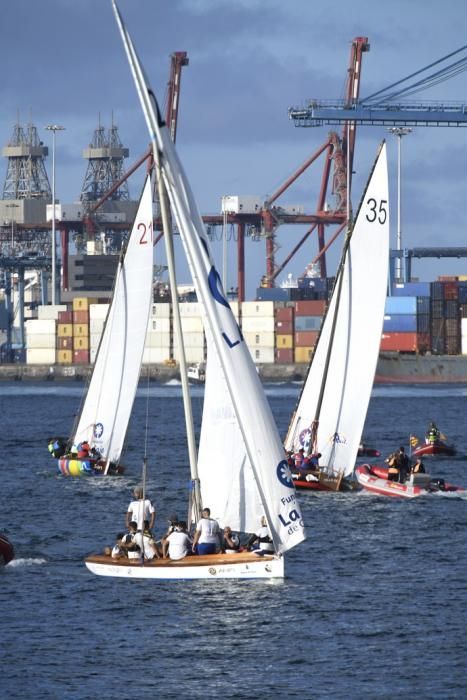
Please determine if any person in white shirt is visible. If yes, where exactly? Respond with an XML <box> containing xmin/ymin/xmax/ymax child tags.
<box><xmin>246</xmin><ymin>516</ymin><xmax>275</xmax><ymax>554</ymax></box>
<box><xmin>163</xmin><ymin>521</ymin><xmax>192</xmax><ymax>561</ymax></box>
<box><xmin>192</xmin><ymin>507</ymin><xmax>221</xmax><ymax>555</ymax></box>
<box><xmin>125</xmin><ymin>485</ymin><xmax>156</xmax><ymax>531</ymax></box>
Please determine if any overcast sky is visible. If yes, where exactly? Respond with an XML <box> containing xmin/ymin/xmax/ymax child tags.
<box><xmin>2</xmin><ymin>0</ymin><xmax>467</xmax><ymax>295</ymax></box>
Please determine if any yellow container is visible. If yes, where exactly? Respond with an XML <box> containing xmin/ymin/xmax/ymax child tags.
<box><xmin>57</xmin><ymin>324</ymin><xmax>73</xmax><ymax>337</ymax></box>
<box><xmin>57</xmin><ymin>349</ymin><xmax>73</xmax><ymax>364</ymax></box>
<box><xmin>276</xmin><ymin>334</ymin><xmax>294</xmax><ymax>349</ymax></box>
<box><xmin>73</xmin><ymin>324</ymin><xmax>89</xmax><ymax>337</ymax></box>
<box><xmin>72</xmin><ymin>297</ymin><xmax>98</xmax><ymax>311</ymax></box>
<box><xmin>73</xmin><ymin>336</ymin><xmax>89</xmax><ymax>350</ymax></box>
<box><xmin>294</xmin><ymin>346</ymin><xmax>313</xmax><ymax>363</ymax></box>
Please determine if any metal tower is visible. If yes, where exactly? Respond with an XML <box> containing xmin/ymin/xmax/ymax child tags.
<box><xmin>2</xmin><ymin>121</ymin><xmax>51</xmax><ymax>199</ymax></box>
<box><xmin>80</xmin><ymin>118</ymin><xmax>130</xmax><ymax>202</ymax></box>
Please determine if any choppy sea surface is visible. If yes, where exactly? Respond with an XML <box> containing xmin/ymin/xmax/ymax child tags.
<box><xmin>1</xmin><ymin>381</ymin><xmax>467</xmax><ymax>699</ymax></box>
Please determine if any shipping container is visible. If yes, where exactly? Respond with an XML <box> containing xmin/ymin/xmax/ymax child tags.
<box><xmin>295</xmin><ymin>330</ymin><xmax>319</xmax><ymax>347</ymax></box>
<box><xmin>25</xmin><ymin>319</ymin><xmax>56</xmax><ymax>335</ymax></box>
<box><xmin>150</xmin><ymin>302</ymin><xmax>171</xmax><ymax>319</ymax></box>
<box><xmin>173</xmin><ymin>346</ymin><xmax>205</xmax><ymax>363</ymax></box>
<box><xmin>243</xmin><ymin>331</ymin><xmax>275</xmax><ymax>348</ymax></box>
<box><xmin>145</xmin><ymin>331</ymin><xmax>171</xmax><ymax>349</ymax></box>
<box><xmin>57</xmin><ymin>337</ymin><xmax>73</xmax><ymax>350</ymax></box>
<box><xmin>391</xmin><ymin>282</ymin><xmax>431</xmax><ymax>297</ymax></box>
<box><xmin>72</xmin><ymin>297</ymin><xmax>98</xmax><ymax>311</ymax></box>
<box><xmin>383</xmin><ymin>314</ymin><xmax>417</xmax><ymax>332</ymax></box>
<box><xmin>430</xmin><ymin>282</ymin><xmax>444</xmax><ymax>300</ymax></box>
<box><xmin>142</xmin><ymin>347</ymin><xmax>172</xmax><ymax>364</ymax></box>
<box><xmin>461</xmin><ymin>318</ymin><xmax>467</xmax><ymax>354</ymax></box>
<box><xmin>417</xmin><ymin>314</ymin><xmax>430</xmax><ymax>334</ymax></box>
<box><xmin>247</xmin><ymin>346</ymin><xmax>275</xmax><ymax>364</ymax></box>
<box><xmin>443</xmin><ymin>282</ymin><xmax>459</xmax><ymax>300</ymax></box>
<box><xmin>255</xmin><ymin>287</ymin><xmax>289</xmax><ymax>302</ymax></box>
<box><xmin>180</xmin><ymin>302</ymin><xmax>201</xmax><ymax>317</ymax></box>
<box><xmin>73</xmin><ymin>324</ymin><xmax>89</xmax><ymax>337</ymax></box>
<box><xmin>297</xmin><ymin>277</ymin><xmax>328</xmax><ymax>292</ymax></box>
<box><xmin>445</xmin><ymin>300</ymin><xmax>459</xmax><ymax>319</ymax></box>
<box><xmin>58</xmin><ymin>310</ymin><xmax>73</xmax><ymax>324</ymax></box>
<box><xmin>294</xmin><ymin>316</ymin><xmax>322</xmax><ymax>332</ymax></box>
<box><xmin>276</xmin><ymin>334</ymin><xmax>294</xmax><ymax>349</ymax></box>
<box><xmin>73</xmin><ymin>349</ymin><xmax>90</xmax><ymax>364</ymax></box>
<box><xmin>431</xmin><ymin>300</ymin><xmax>444</xmax><ymax>318</ymax></box>
<box><xmin>241</xmin><ymin>316</ymin><xmax>275</xmax><ymax>332</ymax></box>
<box><xmin>173</xmin><ymin>331</ymin><xmax>204</xmax><ymax>349</ymax></box>
<box><xmin>148</xmin><ymin>317</ymin><xmax>171</xmax><ymax>333</ymax></box>
<box><xmin>294</xmin><ymin>300</ymin><xmax>326</xmax><ymax>316</ymax></box>
<box><xmin>458</xmin><ymin>283</ymin><xmax>467</xmax><ymax>304</ymax></box>
<box><xmin>384</xmin><ymin>296</ymin><xmax>418</xmax><ymax>315</ymax></box>
<box><xmin>90</xmin><ymin>332</ymin><xmax>102</xmax><ymax>349</ymax></box>
<box><xmin>294</xmin><ymin>346</ymin><xmax>313</xmax><ymax>363</ymax></box>
<box><xmin>89</xmin><ymin>303</ymin><xmax>110</xmax><ymax>320</ymax></box>
<box><xmin>275</xmin><ymin>320</ymin><xmax>293</xmax><ymax>334</ymax></box>
<box><xmin>241</xmin><ymin>301</ymin><xmax>275</xmax><ymax>317</ymax></box>
<box><xmin>57</xmin><ymin>323</ymin><xmax>73</xmax><ymax>337</ymax></box>
<box><xmin>90</xmin><ymin>319</ymin><xmax>105</xmax><ymax>334</ymax></box>
<box><xmin>180</xmin><ymin>317</ymin><xmax>204</xmax><ymax>333</ymax></box>
<box><xmin>72</xmin><ymin>310</ymin><xmax>89</xmax><ymax>325</ymax></box>
<box><xmin>380</xmin><ymin>332</ymin><xmax>430</xmax><ymax>353</ymax></box>
<box><xmin>275</xmin><ymin>348</ymin><xmax>294</xmax><ymax>363</ymax></box>
<box><xmin>57</xmin><ymin>349</ymin><xmax>73</xmax><ymax>364</ymax></box>
<box><xmin>445</xmin><ymin>335</ymin><xmax>460</xmax><ymax>354</ymax></box>
<box><xmin>37</xmin><ymin>304</ymin><xmax>68</xmax><ymax>320</ymax></box>
<box><xmin>26</xmin><ymin>348</ymin><xmax>56</xmax><ymax>364</ymax></box>
<box><xmin>26</xmin><ymin>334</ymin><xmax>56</xmax><ymax>349</ymax></box>
<box><xmin>73</xmin><ymin>336</ymin><xmax>89</xmax><ymax>351</ymax></box>
<box><xmin>275</xmin><ymin>307</ymin><xmax>294</xmax><ymax>322</ymax></box>
<box><xmin>445</xmin><ymin>318</ymin><xmax>459</xmax><ymax>337</ymax></box>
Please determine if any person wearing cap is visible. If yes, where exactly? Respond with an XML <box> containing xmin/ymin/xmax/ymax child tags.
<box><xmin>125</xmin><ymin>485</ymin><xmax>156</xmax><ymax>531</ymax></box>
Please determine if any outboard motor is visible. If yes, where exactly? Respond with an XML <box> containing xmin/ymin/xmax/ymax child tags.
<box><xmin>429</xmin><ymin>478</ymin><xmax>446</xmax><ymax>491</ymax></box>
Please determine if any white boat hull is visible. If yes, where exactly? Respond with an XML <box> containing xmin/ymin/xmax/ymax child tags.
<box><xmin>85</xmin><ymin>552</ymin><xmax>284</xmax><ymax>579</ymax></box>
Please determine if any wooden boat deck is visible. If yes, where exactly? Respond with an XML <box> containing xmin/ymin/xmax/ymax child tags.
<box><xmin>86</xmin><ymin>551</ymin><xmax>276</xmax><ymax>568</ymax></box>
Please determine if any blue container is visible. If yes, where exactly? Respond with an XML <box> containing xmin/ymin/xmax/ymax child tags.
<box><xmin>392</xmin><ymin>282</ymin><xmax>431</xmax><ymax>297</ymax></box>
<box><xmin>256</xmin><ymin>287</ymin><xmax>289</xmax><ymax>301</ymax></box>
<box><xmin>383</xmin><ymin>314</ymin><xmax>417</xmax><ymax>332</ymax></box>
<box><xmin>297</xmin><ymin>277</ymin><xmax>328</xmax><ymax>292</ymax></box>
<box><xmin>385</xmin><ymin>296</ymin><xmax>418</xmax><ymax>315</ymax></box>
<box><xmin>417</xmin><ymin>314</ymin><xmax>430</xmax><ymax>333</ymax></box>
<box><xmin>458</xmin><ymin>283</ymin><xmax>467</xmax><ymax>303</ymax></box>
<box><xmin>416</xmin><ymin>297</ymin><xmax>430</xmax><ymax>315</ymax></box>
<box><xmin>295</xmin><ymin>315</ymin><xmax>323</xmax><ymax>331</ymax></box>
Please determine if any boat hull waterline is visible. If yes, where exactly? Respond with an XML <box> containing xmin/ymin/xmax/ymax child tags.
<box><xmin>355</xmin><ymin>464</ymin><xmax>464</xmax><ymax>498</ymax></box>
<box><xmin>411</xmin><ymin>442</ymin><xmax>456</xmax><ymax>457</ymax></box>
<box><xmin>0</xmin><ymin>532</ymin><xmax>14</xmax><ymax>565</ymax></box>
<box><xmin>57</xmin><ymin>457</ymin><xmax>125</xmax><ymax>477</ymax></box>
<box><xmin>85</xmin><ymin>551</ymin><xmax>284</xmax><ymax>579</ymax></box>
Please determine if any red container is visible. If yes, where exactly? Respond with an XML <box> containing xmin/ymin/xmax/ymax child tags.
<box><xmin>275</xmin><ymin>320</ymin><xmax>293</xmax><ymax>333</ymax></box>
<box><xmin>57</xmin><ymin>337</ymin><xmax>73</xmax><ymax>349</ymax></box>
<box><xmin>294</xmin><ymin>300</ymin><xmax>326</xmax><ymax>316</ymax></box>
<box><xmin>73</xmin><ymin>349</ymin><xmax>90</xmax><ymax>364</ymax></box>
<box><xmin>380</xmin><ymin>332</ymin><xmax>430</xmax><ymax>353</ymax></box>
<box><xmin>443</xmin><ymin>282</ymin><xmax>459</xmax><ymax>300</ymax></box>
<box><xmin>295</xmin><ymin>330</ymin><xmax>319</xmax><ymax>347</ymax></box>
<box><xmin>73</xmin><ymin>310</ymin><xmax>89</xmax><ymax>324</ymax></box>
<box><xmin>275</xmin><ymin>307</ymin><xmax>294</xmax><ymax>322</ymax></box>
<box><xmin>58</xmin><ymin>311</ymin><xmax>73</xmax><ymax>323</ymax></box>
<box><xmin>275</xmin><ymin>349</ymin><xmax>294</xmax><ymax>363</ymax></box>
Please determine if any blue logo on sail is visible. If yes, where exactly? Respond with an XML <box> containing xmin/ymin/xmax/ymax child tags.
<box><xmin>276</xmin><ymin>459</ymin><xmax>294</xmax><ymax>488</ymax></box>
<box><xmin>94</xmin><ymin>423</ymin><xmax>104</xmax><ymax>439</ymax></box>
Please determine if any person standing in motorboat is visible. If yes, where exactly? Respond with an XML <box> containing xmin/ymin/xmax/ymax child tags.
<box><xmin>411</xmin><ymin>458</ymin><xmax>426</xmax><ymax>474</ymax></box>
<box><xmin>396</xmin><ymin>446</ymin><xmax>410</xmax><ymax>483</ymax></box>
<box><xmin>192</xmin><ymin>507</ymin><xmax>221</xmax><ymax>555</ymax></box>
<box><xmin>385</xmin><ymin>452</ymin><xmax>400</xmax><ymax>482</ymax></box>
<box><xmin>426</xmin><ymin>422</ymin><xmax>440</xmax><ymax>444</ymax></box>
<box><xmin>125</xmin><ymin>485</ymin><xmax>156</xmax><ymax>531</ymax></box>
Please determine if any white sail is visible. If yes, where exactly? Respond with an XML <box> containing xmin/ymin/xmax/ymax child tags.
<box><xmin>112</xmin><ymin>1</ymin><xmax>305</xmax><ymax>555</ymax></box>
<box><xmin>285</xmin><ymin>143</ymin><xmax>389</xmax><ymax>478</ymax></box>
<box><xmin>72</xmin><ymin>175</ymin><xmax>154</xmax><ymax>464</ymax></box>
<box><xmin>197</xmin><ymin>330</ymin><xmax>263</xmax><ymax>534</ymax></box>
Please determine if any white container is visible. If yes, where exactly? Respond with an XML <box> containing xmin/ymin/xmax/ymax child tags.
<box><xmin>221</xmin><ymin>195</ymin><xmax>262</xmax><ymax>214</ymax></box>
<box><xmin>147</xmin><ymin>317</ymin><xmax>171</xmax><ymax>333</ymax></box>
<box><xmin>241</xmin><ymin>316</ymin><xmax>275</xmax><ymax>332</ymax></box>
<box><xmin>243</xmin><ymin>331</ymin><xmax>275</xmax><ymax>348</ymax></box>
<box><xmin>241</xmin><ymin>301</ymin><xmax>274</xmax><ymax>318</ymax></box>
<box><xmin>181</xmin><ymin>317</ymin><xmax>204</xmax><ymax>333</ymax></box>
<box><xmin>142</xmin><ymin>347</ymin><xmax>172</xmax><ymax>364</ymax></box>
<box><xmin>247</xmin><ymin>346</ymin><xmax>275</xmax><ymax>364</ymax></box>
<box><xmin>37</xmin><ymin>304</ymin><xmax>68</xmax><ymax>320</ymax></box>
<box><xmin>180</xmin><ymin>302</ymin><xmax>201</xmax><ymax>317</ymax></box>
<box><xmin>26</xmin><ymin>348</ymin><xmax>56</xmax><ymax>364</ymax></box>
<box><xmin>229</xmin><ymin>301</ymin><xmax>239</xmax><ymax>319</ymax></box>
<box><xmin>145</xmin><ymin>331</ymin><xmax>171</xmax><ymax>349</ymax></box>
<box><xmin>151</xmin><ymin>303</ymin><xmax>171</xmax><ymax>319</ymax></box>
<box><xmin>173</xmin><ymin>346</ymin><xmax>205</xmax><ymax>363</ymax></box>
<box><xmin>26</xmin><ymin>333</ymin><xmax>56</xmax><ymax>349</ymax></box>
<box><xmin>90</xmin><ymin>332</ymin><xmax>103</xmax><ymax>348</ymax></box>
<box><xmin>89</xmin><ymin>303</ymin><xmax>110</xmax><ymax>320</ymax></box>
<box><xmin>173</xmin><ymin>332</ymin><xmax>204</xmax><ymax>349</ymax></box>
<box><xmin>90</xmin><ymin>319</ymin><xmax>105</xmax><ymax>334</ymax></box>
<box><xmin>25</xmin><ymin>319</ymin><xmax>56</xmax><ymax>334</ymax></box>
<box><xmin>461</xmin><ymin>318</ymin><xmax>467</xmax><ymax>354</ymax></box>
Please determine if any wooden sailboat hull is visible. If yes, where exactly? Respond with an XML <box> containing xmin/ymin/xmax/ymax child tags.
<box><xmin>292</xmin><ymin>469</ymin><xmax>349</xmax><ymax>492</ymax></box>
<box><xmin>85</xmin><ymin>551</ymin><xmax>284</xmax><ymax>579</ymax></box>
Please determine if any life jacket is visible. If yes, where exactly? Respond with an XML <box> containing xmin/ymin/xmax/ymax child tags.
<box><xmin>77</xmin><ymin>442</ymin><xmax>90</xmax><ymax>458</ymax></box>
<box><xmin>294</xmin><ymin>452</ymin><xmax>304</xmax><ymax>467</ymax></box>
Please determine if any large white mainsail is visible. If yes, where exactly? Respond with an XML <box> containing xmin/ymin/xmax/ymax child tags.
<box><xmin>112</xmin><ymin>1</ymin><xmax>305</xmax><ymax>555</ymax></box>
<box><xmin>72</xmin><ymin>175</ymin><xmax>154</xmax><ymax>465</ymax></box>
<box><xmin>285</xmin><ymin>143</ymin><xmax>389</xmax><ymax>478</ymax></box>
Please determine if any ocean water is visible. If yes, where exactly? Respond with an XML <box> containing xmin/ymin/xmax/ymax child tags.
<box><xmin>1</xmin><ymin>381</ymin><xmax>467</xmax><ymax>699</ymax></box>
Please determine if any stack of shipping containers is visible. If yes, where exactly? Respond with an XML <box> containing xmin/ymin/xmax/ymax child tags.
<box><xmin>294</xmin><ymin>299</ymin><xmax>326</xmax><ymax>364</ymax></box>
<box><xmin>241</xmin><ymin>300</ymin><xmax>275</xmax><ymax>363</ymax></box>
<box><xmin>25</xmin><ymin>303</ymin><xmax>66</xmax><ymax>364</ymax></box>
<box><xmin>89</xmin><ymin>303</ymin><xmax>109</xmax><ymax>364</ymax></box>
<box><xmin>72</xmin><ymin>297</ymin><xmax>93</xmax><ymax>364</ymax></box>
<box><xmin>275</xmin><ymin>305</ymin><xmax>294</xmax><ymax>363</ymax></box>
<box><xmin>56</xmin><ymin>308</ymin><xmax>73</xmax><ymax>364</ymax></box>
<box><xmin>144</xmin><ymin>302</ymin><xmax>171</xmax><ymax>365</ymax></box>
<box><xmin>173</xmin><ymin>302</ymin><xmax>205</xmax><ymax>364</ymax></box>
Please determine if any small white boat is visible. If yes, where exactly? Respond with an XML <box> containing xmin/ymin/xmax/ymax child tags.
<box><xmin>187</xmin><ymin>362</ymin><xmax>205</xmax><ymax>384</ymax></box>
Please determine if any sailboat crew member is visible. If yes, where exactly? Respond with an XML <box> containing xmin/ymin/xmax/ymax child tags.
<box><xmin>125</xmin><ymin>486</ymin><xmax>156</xmax><ymax>531</ymax></box>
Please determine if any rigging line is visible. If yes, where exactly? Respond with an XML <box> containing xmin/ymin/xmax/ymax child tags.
<box><xmin>362</xmin><ymin>43</ymin><xmax>467</xmax><ymax>102</ymax></box>
<box><xmin>368</xmin><ymin>58</ymin><xmax>467</xmax><ymax>104</ymax></box>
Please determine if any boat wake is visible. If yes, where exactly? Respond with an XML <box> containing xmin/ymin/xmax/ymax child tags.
<box><xmin>5</xmin><ymin>557</ymin><xmax>47</xmax><ymax>568</ymax></box>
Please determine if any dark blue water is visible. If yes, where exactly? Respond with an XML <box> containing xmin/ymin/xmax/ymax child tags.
<box><xmin>1</xmin><ymin>381</ymin><xmax>467</xmax><ymax>699</ymax></box>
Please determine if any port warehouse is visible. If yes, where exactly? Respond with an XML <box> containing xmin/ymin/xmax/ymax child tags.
<box><xmin>7</xmin><ymin>274</ymin><xmax>467</xmax><ymax>366</ymax></box>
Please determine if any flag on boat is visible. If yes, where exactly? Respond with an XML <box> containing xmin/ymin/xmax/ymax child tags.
<box><xmin>440</xmin><ymin>432</ymin><xmax>448</xmax><ymax>442</ymax></box>
<box><xmin>410</xmin><ymin>435</ymin><xmax>419</xmax><ymax>447</ymax></box>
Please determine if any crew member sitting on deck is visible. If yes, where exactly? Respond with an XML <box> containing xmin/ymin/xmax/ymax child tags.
<box><xmin>47</xmin><ymin>437</ymin><xmax>67</xmax><ymax>459</ymax></box>
<box><xmin>246</xmin><ymin>516</ymin><xmax>274</xmax><ymax>554</ymax></box>
<box><xmin>77</xmin><ymin>441</ymin><xmax>90</xmax><ymax>458</ymax></box>
<box><xmin>222</xmin><ymin>526</ymin><xmax>240</xmax><ymax>553</ymax></box>
<box><xmin>411</xmin><ymin>458</ymin><xmax>426</xmax><ymax>474</ymax></box>
<box><xmin>309</xmin><ymin>452</ymin><xmax>322</xmax><ymax>469</ymax></box>
<box><xmin>163</xmin><ymin>521</ymin><xmax>192</xmax><ymax>561</ymax></box>
<box><xmin>294</xmin><ymin>448</ymin><xmax>305</xmax><ymax>468</ymax></box>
